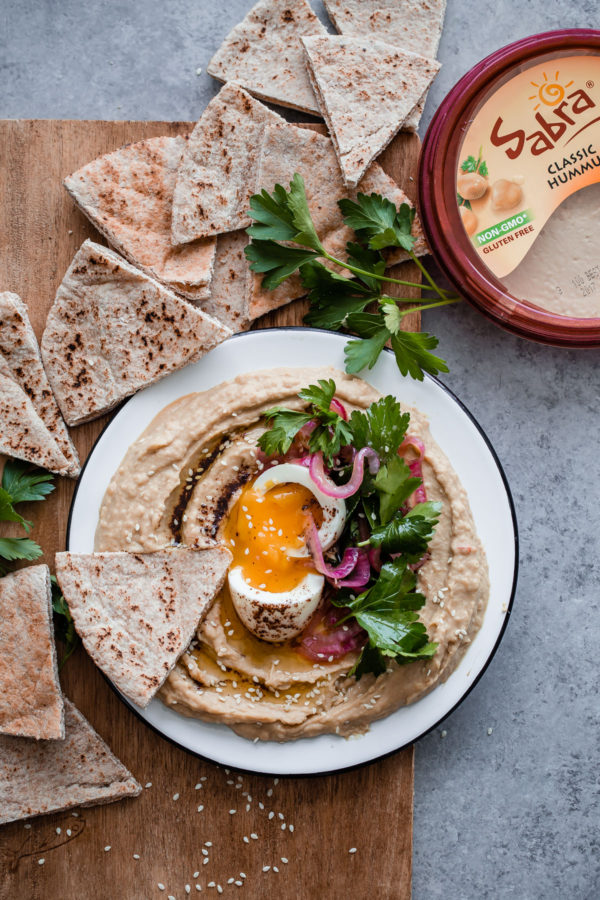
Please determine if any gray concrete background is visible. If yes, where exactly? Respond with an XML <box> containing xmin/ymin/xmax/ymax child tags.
<box><xmin>1</xmin><ymin>1</ymin><xmax>598</xmax><ymax>897</ymax></box>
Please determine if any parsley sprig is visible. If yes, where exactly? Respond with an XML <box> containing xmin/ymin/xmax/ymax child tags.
<box><xmin>245</xmin><ymin>174</ymin><xmax>460</xmax><ymax>380</ymax></box>
<box><xmin>258</xmin><ymin>382</ymin><xmax>441</xmax><ymax>677</ymax></box>
<box><xmin>0</xmin><ymin>460</ymin><xmax>54</xmax><ymax>574</ymax></box>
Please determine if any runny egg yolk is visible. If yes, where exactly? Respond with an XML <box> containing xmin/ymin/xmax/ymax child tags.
<box><xmin>224</xmin><ymin>479</ymin><xmax>323</xmax><ymax>592</ymax></box>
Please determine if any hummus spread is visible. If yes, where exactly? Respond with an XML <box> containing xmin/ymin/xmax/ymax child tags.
<box><xmin>95</xmin><ymin>367</ymin><xmax>489</xmax><ymax>741</ymax></box>
<box><xmin>503</xmin><ymin>183</ymin><xmax>600</xmax><ymax>318</ymax></box>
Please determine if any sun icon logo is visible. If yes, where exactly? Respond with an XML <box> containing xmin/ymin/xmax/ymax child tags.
<box><xmin>529</xmin><ymin>71</ymin><xmax>574</xmax><ymax>109</ymax></box>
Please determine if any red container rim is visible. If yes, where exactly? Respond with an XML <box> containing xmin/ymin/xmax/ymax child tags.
<box><xmin>419</xmin><ymin>29</ymin><xmax>600</xmax><ymax>348</ymax></box>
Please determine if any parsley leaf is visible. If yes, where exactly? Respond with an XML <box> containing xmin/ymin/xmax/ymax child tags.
<box><xmin>51</xmin><ymin>575</ymin><xmax>79</xmax><ymax>670</ymax></box>
<box><xmin>478</xmin><ymin>160</ymin><xmax>488</xmax><ymax>177</ymax></box>
<box><xmin>347</xmin><ymin>395</ymin><xmax>410</xmax><ymax>463</ymax></box>
<box><xmin>344</xmin><ymin>329</ymin><xmax>390</xmax><ymax>374</ymax></box>
<box><xmin>374</xmin><ymin>456</ymin><xmax>422</xmax><ymax>525</ymax></box>
<box><xmin>339</xmin><ymin>194</ymin><xmax>415</xmax><ymax>252</ymax></box>
<box><xmin>367</xmin><ymin>501</ymin><xmax>442</xmax><ymax>558</ymax></box>
<box><xmin>2</xmin><ymin>460</ymin><xmax>55</xmax><ymax>504</ymax></box>
<box><xmin>245</xmin><ymin>240</ymin><xmax>318</xmax><ymax>290</ymax></box>
<box><xmin>390</xmin><ymin>331</ymin><xmax>449</xmax><ymax>381</ymax></box>
<box><xmin>460</xmin><ymin>155</ymin><xmax>478</xmax><ymax>173</ymax></box>
<box><xmin>258</xmin><ymin>379</ymin><xmax>353</xmax><ymax>462</ymax></box>
<box><xmin>335</xmin><ymin>560</ymin><xmax>438</xmax><ymax>676</ymax></box>
<box><xmin>344</xmin><ymin>242</ymin><xmax>387</xmax><ymax>290</ymax></box>
<box><xmin>0</xmin><ymin>487</ymin><xmax>32</xmax><ymax>532</ymax></box>
<box><xmin>0</xmin><ymin>537</ymin><xmax>44</xmax><ymax>564</ymax></box>
<box><xmin>302</xmin><ymin>262</ymin><xmax>372</xmax><ymax>331</ymax></box>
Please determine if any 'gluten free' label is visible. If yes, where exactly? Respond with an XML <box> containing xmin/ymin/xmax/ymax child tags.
<box><xmin>457</xmin><ymin>55</ymin><xmax>600</xmax><ymax>279</ymax></box>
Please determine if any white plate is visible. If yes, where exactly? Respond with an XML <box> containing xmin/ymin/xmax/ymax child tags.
<box><xmin>68</xmin><ymin>328</ymin><xmax>518</xmax><ymax>775</ymax></box>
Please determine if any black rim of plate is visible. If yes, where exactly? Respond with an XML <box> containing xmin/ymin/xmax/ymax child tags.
<box><xmin>66</xmin><ymin>326</ymin><xmax>519</xmax><ymax>778</ymax></box>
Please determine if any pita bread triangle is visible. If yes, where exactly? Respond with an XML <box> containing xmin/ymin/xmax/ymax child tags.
<box><xmin>55</xmin><ymin>547</ymin><xmax>233</xmax><ymax>708</ymax></box>
<box><xmin>40</xmin><ymin>240</ymin><xmax>231</xmax><ymax>426</ymax></box>
<box><xmin>64</xmin><ymin>136</ymin><xmax>216</xmax><ymax>301</ymax></box>
<box><xmin>0</xmin><ymin>565</ymin><xmax>64</xmax><ymax>740</ymax></box>
<box><xmin>0</xmin><ymin>355</ymin><xmax>74</xmax><ymax>475</ymax></box>
<box><xmin>171</xmin><ymin>83</ymin><xmax>286</xmax><ymax>247</ymax></box>
<box><xmin>201</xmin><ymin>231</ymin><xmax>252</xmax><ymax>333</ymax></box>
<box><xmin>323</xmin><ymin>0</ymin><xmax>447</xmax><ymax>60</ymax></box>
<box><xmin>207</xmin><ymin>0</ymin><xmax>327</xmax><ymax>115</ymax></box>
<box><xmin>0</xmin><ymin>697</ymin><xmax>141</xmax><ymax>825</ymax></box>
<box><xmin>302</xmin><ymin>35</ymin><xmax>440</xmax><ymax>186</ymax></box>
<box><xmin>0</xmin><ymin>292</ymin><xmax>79</xmax><ymax>477</ymax></box>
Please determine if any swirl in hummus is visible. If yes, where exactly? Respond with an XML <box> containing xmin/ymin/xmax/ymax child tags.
<box><xmin>95</xmin><ymin>367</ymin><xmax>489</xmax><ymax>741</ymax></box>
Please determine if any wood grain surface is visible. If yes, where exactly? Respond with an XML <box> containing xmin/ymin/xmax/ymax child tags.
<box><xmin>0</xmin><ymin>119</ymin><xmax>421</xmax><ymax>900</ymax></box>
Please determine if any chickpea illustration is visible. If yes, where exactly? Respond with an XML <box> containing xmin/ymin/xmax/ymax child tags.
<box><xmin>491</xmin><ymin>179</ymin><xmax>523</xmax><ymax>211</ymax></box>
<box><xmin>459</xmin><ymin>205</ymin><xmax>478</xmax><ymax>236</ymax></box>
<box><xmin>456</xmin><ymin>171</ymin><xmax>488</xmax><ymax>200</ymax></box>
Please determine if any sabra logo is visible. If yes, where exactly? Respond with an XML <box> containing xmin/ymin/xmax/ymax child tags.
<box><xmin>490</xmin><ymin>69</ymin><xmax>596</xmax><ymax>159</ymax></box>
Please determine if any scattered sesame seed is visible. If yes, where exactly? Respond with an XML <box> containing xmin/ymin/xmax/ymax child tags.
<box><xmin>262</xmin><ymin>866</ymin><xmax>270</xmax><ymax>872</ymax></box>
<box><xmin>172</xmin><ymin>793</ymin><xmax>180</xmax><ymax>801</ymax></box>
<box><xmin>133</xmin><ymin>854</ymin><xmax>140</xmax><ymax>860</ymax></box>
<box><xmin>208</xmin><ymin>883</ymin><xmax>215</xmax><ymax>889</ymax></box>
<box><xmin>217</xmin><ymin>886</ymin><xmax>223</xmax><ymax>894</ymax></box>
<box><xmin>202</xmin><ymin>849</ymin><xmax>209</xmax><ymax>856</ymax></box>
<box><xmin>441</xmin><ymin>729</ymin><xmax>447</xmax><ymax>738</ymax></box>
<box><xmin>289</xmin><ymin>824</ymin><xmax>294</xmax><ymax>833</ymax></box>
<box><xmin>193</xmin><ymin>872</ymin><xmax>199</xmax><ymax>879</ymax></box>
<box><xmin>250</xmin><ymin>833</ymin><xmax>258</xmax><ymax>840</ymax></box>
<box><xmin>56</xmin><ymin>827</ymin><xmax>61</xmax><ymax>835</ymax></box>
<box><xmin>268</xmin><ymin>811</ymin><xmax>274</xmax><ymax>819</ymax></box>
<box><xmin>186</xmin><ymin>887</ymin><xmax>191</xmax><ymax>895</ymax></box>
<box><xmin>204</xmin><ymin>840</ymin><xmax>212</xmax><ymax>845</ymax></box>
<box><xmin>487</xmin><ymin>727</ymin><xmax>493</xmax><ymax>735</ymax></box>
<box><xmin>203</xmin><ymin>858</ymin><xmax>209</xmax><ymax>865</ymax></box>
<box><xmin>104</xmin><ymin>846</ymin><xmax>111</xmax><ymax>852</ymax></box>
<box><xmin>158</xmin><ymin>884</ymin><xmax>165</xmax><ymax>891</ymax></box>
<box><xmin>349</xmin><ymin>848</ymin><xmax>357</xmax><ymax>854</ymax></box>
<box><xmin>229</xmin><ymin>809</ymin><xmax>237</xmax><ymax>815</ymax></box>
<box><xmin>38</xmin><ymin>859</ymin><xmax>45</xmax><ymax>865</ymax></box>
<box><xmin>196</xmin><ymin>887</ymin><xmax>202</xmax><ymax>893</ymax></box>
<box><xmin>146</xmin><ymin>782</ymin><xmax>153</xmax><ymax>788</ymax></box>
<box><xmin>278</xmin><ymin>813</ymin><xmax>284</xmax><ymax>820</ymax></box>
<box><xmin>197</xmin><ymin>805</ymin><xmax>204</xmax><ymax>812</ymax></box>
<box><xmin>281</xmin><ymin>857</ymin><xmax>288</xmax><ymax>864</ymax></box>
<box><xmin>24</xmin><ymin>824</ymin><xmax>31</xmax><ymax>829</ymax></box>
<box><xmin>240</xmin><ymin>873</ymin><xmax>246</xmax><ymax>879</ymax></box>
<box><xmin>66</xmin><ymin>829</ymin><xmax>72</xmax><ymax>836</ymax></box>
<box><xmin>273</xmin><ymin>866</ymin><xmax>279</xmax><ymax>873</ymax></box>
<box><xmin>243</xmin><ymin>836</ymin><xmax>249</xmax><ymax>844</ymax></box>
<box><xmin>235</xmin><ymin>881</ymin><xmax>243</xmax><ymax>887</ymax></box>
<box><xmin>267</xmin><ymin>788</ymin><xmax>273</xmax><ymax>797</ymax></box>
<box><xmin>281</xmin><ymin>823</ymin><xmax>286</xmax><ymax>830</ymax></box>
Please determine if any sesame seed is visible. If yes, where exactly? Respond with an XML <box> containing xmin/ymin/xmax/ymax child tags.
<box><xmin>349</xmin><ymin>848</ymin><xmax>357</xmax><ymax>854</ymax></box>
<box><xmin>208</xmin><ymin>883</ymin><xmax>215</xmax><ymax>888</ymax></box>
<box><xmin>104</xmin><ymin>846</ymin><xmax>111</xmax><ymax>852</ymax></box>
<box><xmin>262</xmin><ymin>866</ymin><xmax>270</xmax><ymax>872</ymax></box>
<box><xmin>217</xmin><ymin>887</ymin><xmax>223</xmax><ymax>894</ymax></box>
<box><xmin>487</xmin><ymin>727</ymin><xmax>493</xmax><ymax>735</ymax></box>
<box><xmin>289</xmin><ymin>824</ymin><xmax>294</xmax><ymax>833</ymax></box>
<box><xmin>24</xmin><ymin>824</ymin><xmax>31</xmax><ymax>829</ymax></box>
<box><xmin>133</xmin><ymin>854</ymin><xmax>140</xmax><ymax>860</ymax></box>
<box><xmin>201</xmin><ymin>777</ymin><xmax>208</xmax><ymax>782</ymax></box>
<box><xmin>250</xmin><ymin>833</ymin><xmax>258</xmax><ymax>840</ymax></box>
<box><xmin>273</xmin><ymin>866</ymin><xmax>279</xmax><ymax>873</ymax></box>
<box><xmin>235</xmin><ymin>881</ymin><xmax>243</xmax><ymax>887</ymax></box>
<box><xmin>146</xmin><ymin>782</ymin><xmax>153</xmax><ymax>788</ymax></box>
<box><xmin>172</xmin><ymin>793</ymin><xmax>179</xmax><ymax>801</ymax></box>
<box><xmin>38</xmin><ymin>859</ymin><xmax>45</xmax><ymax>865</ymax></box>
<box><xmin>158</xmin><ymin>885</ymin><xmax>165</xmax><ymax>891</ymax></box>
<box><xmin>441</xmin><ymin>729</ymin><xmax>448</xmax><ymax>738</ymax></box>
<box><xmin>197</xmin><ymin>805</ymin><xmax>204</xmax><ymax>812</ymax></box>
<box><xmin>243</xmin><ymin>836</ymin><xmax>249</xmax><ymax>844</ymax></box>
<box><xmin>268</xmin><ymin>811</ymin><xmax>274</xmax><ymax>819</ymax></box>
<box><xmin>196</xmin><ymin>887</ymin><xmax>202</xmax><ymax>892</ymax></box>
<box><xmin>281</xmin><ymin>823</ymin><xmax>286</xmax><ymax>830</ymax></box>
<box><xmin>66</xmin><ymin>829</ymin><xmax>72</xmax><ymax>836</ymax></box>
<box><xmin>56</xmin><ymin>827</ymin><xmax>61</xmax><ymax>834</ymax></box>
<box><xmin>229</xmin><ymin>810</ymin><xmax>236</xmax><ymax>815</ymax></box>
<box><xmin>203</xmin><ymin>858</ymin><xmax>209</xmax><ymax>865</ymax></box>
<box><xmin>281</xmin><ymin>857</ymin><xmax>288</xmax><ymax>864</ymax></box>
<box><xmin>186</xmin><ymin>887</ymin><xmax>191</xmax><ymax>895</ymax></box>
<box><xmin>278</xmin><ymin>813</ymin><xmax>284</xmax><ymax>820</ymax></box>
<box><xmin>240</xmin><ymin>873</ymin><xmax>246</xmax><ymax>879</ymax></box>
<box><xmin>193</xmin><ymin>872</ymin><xmax>199</xmax><ymax>878</ymax></box>
<box><xmin>202</xmin><ymin>849</ymin><xmax>209</xmax><ymax>856</ymax></box>
<box><xmin>273</xmin><ymin>778</ymin><xmax>279</xmax><ymax>785</ymax></box>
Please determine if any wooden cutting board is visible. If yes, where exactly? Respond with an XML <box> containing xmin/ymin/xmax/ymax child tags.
<box><xmin>0</xmin><ymin>119</ymin><xmax>421</xmax><ymax>900</ymax></box>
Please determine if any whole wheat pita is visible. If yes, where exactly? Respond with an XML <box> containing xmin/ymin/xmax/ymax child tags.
<box><xmin>323</xmin><ymin>0</ymin><xmax>446</xmax><ymax>130</ymax></box>
<box><xmin>0</xmin><ymin>356</ymin><xmax>74</xmax><ymax>475</ymax></box>
<box><xmin>0</xmin><ymin>565</ymin><xmax>64</xmax><ymax>741</ymax></box>
<box><xmin>248</xmin><ymin>124</ymin><xmax>428</xmax><ymax>319</ymax></box>
<box><xmin>55</xmin><ymin>547</ymin><xmax>233</xmax><ymax>708</ymax></box>
<box><xmin>323</xmin><ymin>0</ymin><xmax>447</xmax><ymax>59</ymax></box>
<box><xmin>0</xmin><ymin>698</ymin><xmax>141</xmax><ymax>825</ymax></box>
<box><xmin>40</xmin><ymin>241</ymin><xmax>231</xmax><ymax>426</ymax></box>
<box><xmin>171</xmin><ymin>83</ymin><xmax>286</xmax><ymax>247</ymax></box>
<box><xmin>201</xmin><ymin>231</ymin><xmax>252</xmax><ymax>333</ymax></box>
<box><xmin>303</xmin><ymin>35</ymin><xmax>440</xmax><ymax>186</ymax></box>
<box><xmin>64</xmin><ymin>136</ymin><xmax>217</xmax><ymax>300</ymax></box>
<box><xmin>207</xmin><ymin>0</ymin><xmax>326</xmax><ymax>115</ymax></box>
<box><xmin>0</xmin><ymin>292</ymin><xmax>79</xmax><ymax>478</ymax></box>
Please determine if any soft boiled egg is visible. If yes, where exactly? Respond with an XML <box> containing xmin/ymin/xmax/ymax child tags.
<box><xmin>224</xmin><ymin>463</ymin><xmax>347</xmax><ymax>642</ymax></box>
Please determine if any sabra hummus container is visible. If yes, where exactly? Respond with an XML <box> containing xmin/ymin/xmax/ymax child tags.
<box><xmin>419</xmin><ymin>30</ymin><xmax>600</xmax><ymax>347</ymax></box>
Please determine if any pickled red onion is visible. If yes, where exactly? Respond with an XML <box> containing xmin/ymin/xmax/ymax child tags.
<box><xmin>309</xmin><ymin>447</ymin><xmax>380</xmax><ymax>499</ymax></box>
